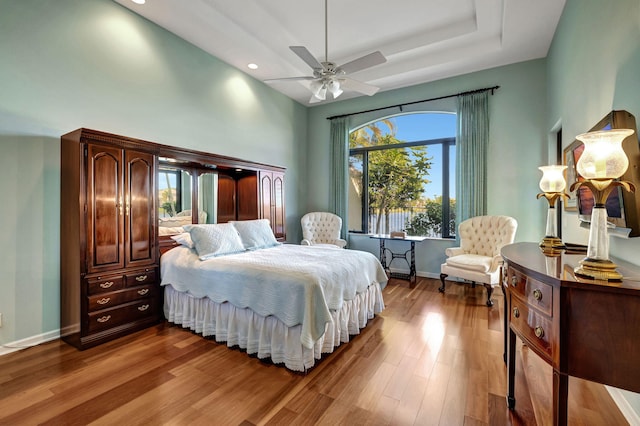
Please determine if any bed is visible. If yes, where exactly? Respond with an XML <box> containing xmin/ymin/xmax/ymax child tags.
<box><xmin>160</xmin><ymin>219</ymin><xmax>388</xmax><ymax>372</ymax></box>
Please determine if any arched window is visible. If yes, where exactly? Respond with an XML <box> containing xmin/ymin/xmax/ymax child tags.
<box><xmin>348</xmin><ymin>112</ymin><xmax>456</xmax><ymax>238</ymax></box>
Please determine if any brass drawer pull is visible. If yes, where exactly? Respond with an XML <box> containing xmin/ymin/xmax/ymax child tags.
<box><xmin>511</xmin><ymin>276</ymin><xmax>518</xmax><ymax>287</ymax></box>
<box><xmin>535</xmin><ymin>326</ymin><xmax>545</xmax><ymax>339</ymax></box>
<box><xmin>135</xmin><ymin>275</ymin><xmax>148</xmax><ymax>282</ymax></box>
<box><xmin>513</xmin><ymin>307</ymin><xmax>520</xmax><ymax>318</ymax></box>
<box><xmin>533</xmin><ymin>289</ymin><xmax>543</xmax><ymax>301</ymax></box>
<box><xmin>96</xmin><ymin>297</ymin><xmax>111</xmax><ymax>305</ymax></box>
<box><xmin>97</xmin><ymin>315</ymin><xmax>111</xmax><ymax>323</ymax></box>
<box><xmin>138</xmin><ymin>304</ymin><xmax>150</xmax><ymax>311</ymax></box>
<box><xmin>100</xmin><ymin>281</ymin><xmax>114</xmax><ymax>289</ymax></box>
<box><xmin>137</xmin><ymin>288</ymin><xmax>149</xmax><ymax>296</ymax></box>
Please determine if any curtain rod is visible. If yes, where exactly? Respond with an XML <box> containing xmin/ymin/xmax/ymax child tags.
<box><xmin>326</xmin><ymin>85</ymin><xmax>500</xmax><ymax>120</ymax></box>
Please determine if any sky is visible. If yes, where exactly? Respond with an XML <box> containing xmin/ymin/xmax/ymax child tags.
<box><xmin>393</xmin><ymin>112</ymin><xmax>456</xmax><ymax>141</ymax></box>
<box><xmin>377</xmin><ymin>112</ymin><xmax>456</xmax><ymax>199</ymax></box>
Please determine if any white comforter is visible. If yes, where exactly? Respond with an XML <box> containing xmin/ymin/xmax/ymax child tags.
<box><xmin>160</xmin><ymin>244</ymin><xmax>388</xmax><ymax>348</ymax></box>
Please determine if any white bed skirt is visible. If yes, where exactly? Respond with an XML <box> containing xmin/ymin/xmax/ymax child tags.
<box><xmin>163</xmin><ymin>282</ymin><xmax>385</xmax><ymax>372</ymax></box>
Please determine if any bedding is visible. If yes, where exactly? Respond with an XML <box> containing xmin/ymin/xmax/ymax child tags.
<box><xmin>230</xmin><ymin>219</ymin><xmax>280</xmax><ymax>250</ymax></box>
<box><xmin>160</xmin><ymin>243</ymin><xmax>387</xmax><ymax>371</ymax></box>
<box><xmin>159</xmin><ymin>216</ymin><xmax>193</xmax><ymax>228</ymax></box>
<box><xmin>184</xmin><ymin>223</ymin><xmax>247</xmax><ymax>259</ymax></box>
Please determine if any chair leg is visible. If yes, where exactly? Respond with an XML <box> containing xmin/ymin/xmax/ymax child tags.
<box><xmin>471</xmin><ymin>281</ymin><xmax>476</xmax><ymax>288</ymax></box>
<box><xmin>439</xmin><ymin>273</ymin><xmax>447</xmax><ymax>293</ymax></box>
<box><xmin>484</xmin><ymin>284</ymin><xmax>494</xmax><ymax>307</ymax></box>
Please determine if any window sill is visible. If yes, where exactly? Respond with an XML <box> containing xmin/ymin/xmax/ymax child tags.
<box><xmin>348</xmin><ymin>232</ymin><xmax>455</xmax><ymax>242</ymax></box>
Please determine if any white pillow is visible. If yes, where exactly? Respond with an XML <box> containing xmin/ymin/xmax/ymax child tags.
<box><xmin>170</xmin><ymin>232</ymin><xmax>194</xmax><ymax>248</ymax></box>
<box><xmin>159</xmin><ymin>216</ymin><xmax>192</xmax><ymax>227</ymax></box>
<box><xmin>184</xmin><ymin>223</ymin><xmax>246</xmax><ymax>260</ymax></box>
<box><xmin>231</xmin><ymin>219</ymin><xmax>280</xmax><ymax>250</ymax></box>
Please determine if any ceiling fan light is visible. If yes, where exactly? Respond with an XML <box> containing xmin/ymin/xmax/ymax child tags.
<box><xmin>309</xmin><ymin>80</ymin><xmax>323</xmax><ymax>96</ymax></box>
<box><xmin>328</xmin><ymin>80</ymin><xmax>343</xmax><ymax>98</ymax></box>
<box><xmin>315</xmin><ymin>85</ymin><xmax>327</xmax><ymax>100</ymax></box>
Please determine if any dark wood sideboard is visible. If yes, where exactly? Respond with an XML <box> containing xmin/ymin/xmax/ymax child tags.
<box><xmin>501</xmin><ymin>242</ymin><xmax>640</xmax><ymax>426</ymax></box>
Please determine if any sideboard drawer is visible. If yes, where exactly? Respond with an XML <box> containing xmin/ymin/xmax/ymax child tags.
<box><xmin>508</xmin><ymin>267</ymin><xmax>553</xmax><ymax>316</ymax></box>
<box><xmin>87</xmin><ymin>284</ymin><xmax>156</xmax><ymax>311</ymax></box>
<box><xmin>509</xmin><ymin>294</ymin><xmax>553</xmax><ymax>360</ymax></box>
<box><xmin>87</xmin><ymin>299</ymin><xmax>155</xmax><ymax>333</ymax></box>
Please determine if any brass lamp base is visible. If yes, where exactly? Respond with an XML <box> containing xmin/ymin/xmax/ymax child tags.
<box><xmin>540</xmin><ymin>236</ymin><xmax>564</xmax><ymax>249</ymax></box>
<box><xmin>574</xmin><ymin>257</ymin><xmax>623</xmax><ymax>281</ymax></box>
<box><xmin>540</xmin><ymin>237</ymin><xmax>564</xmax><ymax>257</ymax></box>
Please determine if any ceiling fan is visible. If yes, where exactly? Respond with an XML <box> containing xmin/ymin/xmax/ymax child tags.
<box><xmin>265</xmin><ymin>0</ymin><xmax>387</xmax><ymax>103</ymax></box>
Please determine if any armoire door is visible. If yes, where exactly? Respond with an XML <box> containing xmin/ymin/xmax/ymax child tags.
<box><xmin>125</xmin><ymin>150</ymin><xmax>156</xmax><ymax>267</ymax></box>
<box><xmin>259</xmin><ymin>171</ymin><xmax>286</xmax><ymax>240</ymax></box>
<box><xmin>86</xmin><ymin>144</ymin><xmax>125</xmax><ymax>273</ymax></box>
<box><xmin>271</xmin><ymin>172</ymin><xmax>285</xmax><ymax>240</ymax></box>
<box><xmin>260</xmin><ymin>172</ymin><xmax>273</xmax><ymax>224</ymax></box>
<box><xmin>217</xmin><ymin>174</ymin><xmax>237</xmax><ymax>223</ymax></box>
<box><xmin>237</xmin><ymin>174</ymin><xmax>258</xmax><ymax>221</ymax></box>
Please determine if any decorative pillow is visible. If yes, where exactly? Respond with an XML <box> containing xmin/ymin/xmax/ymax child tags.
<box><xmin>184</xmin><ymin>223</ymin><xmax>246</xmax><ymax>260</ymax></box>
<box><xmin>231</xmin><ymin>219</ymin><xmax>280</xmax><ymax>250</ymax></box>
<box><xmin>170</xmin><ymin>232</ymin><xmax>194</xmax><ymax>248</ymax></box>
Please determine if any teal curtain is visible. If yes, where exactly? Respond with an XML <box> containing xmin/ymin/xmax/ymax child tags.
<box><xmin>456</xmin><ymin>91</ymin><xmax>490</xmax><ymax>225</ymax></box>
<box><xmin>329</xmin><ymin>116</ymin><xmax>350</xmax><ymax>240</ymax></box>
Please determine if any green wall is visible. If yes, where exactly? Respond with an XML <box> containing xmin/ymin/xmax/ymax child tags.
<box><xmin>306</xmin><ymin>59</ymin><xmax>548</xmax><ymax>275</ymax></box>
<box><xmin>0</xmin><ymin>0</ymin><xmax>307</xmax><ymax>346</ymax></box>
<box><xmin>547</xmin><ymin>0</ymin><xmax>640</xmax><ymax>415</ymax></box>
<box><xmin>1</xmin><ymin>0</ymin><xmax>637</xmax><ymax>418</ymax></box>
<box><xmin>548</xmin><ymin>0</ymin><xmax>640</xmax><ymax>266</ymax></box>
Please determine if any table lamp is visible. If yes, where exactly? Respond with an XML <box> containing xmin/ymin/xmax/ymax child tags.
<box><xmin>537</xmin><ymin>165</ymin><xmax>568</xmax><ymax>251</ymax></box>
<box><xmin>570</xmin><ymin>128</ymin><xmax>636</xmax><ymax>280</ymax></box>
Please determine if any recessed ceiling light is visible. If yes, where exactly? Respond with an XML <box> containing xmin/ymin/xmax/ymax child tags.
<box><xmin>131</xmin><ymin>0</ymin><xmax>145</xmax><ymax>4</ymax></box>
<box><xmin>247</xmin><ymin>63</ymin><xmax>258</xmax><ymax>70</ymax></box>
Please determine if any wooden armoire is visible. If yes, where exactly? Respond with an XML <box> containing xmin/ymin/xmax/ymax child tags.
<box><xmin>60</xmin><ymin>129</ymin><xmax>160</xmax><ymax>349</ymax></box>
<box><xmin>60</xmin><ymin>128</ymin><xmax>286</xmax><ymax>349</ymax></box>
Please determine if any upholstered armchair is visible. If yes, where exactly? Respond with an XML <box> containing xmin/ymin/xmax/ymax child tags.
<box><xmin>300</xmin><ymin>212</ymin><xmax>347</xmax><ymax>248</ymax></box>
<box><xmin>439</xmin><ymin>215</ymin><xmax>518</xmax><ymax>307</ymax></box>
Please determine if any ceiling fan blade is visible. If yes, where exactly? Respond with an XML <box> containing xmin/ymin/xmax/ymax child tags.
<box><xmin>337</xmin><ymin>51</ymin><xmax>386</xmax><ymax>75</ymax></box>
<box><xmin>341</xmin><ymin>77</ymin><xmax>380</xmax><ymax>96</ymax></box>
<box><xmin>264</xmin><ymin>76</ymin><xmax>315</xmax><ymax>83</ymax></box>
<box><xmin>289</xmin><ymin>46</ymin><xmax>323</xmax><ymax>70</ymax></box>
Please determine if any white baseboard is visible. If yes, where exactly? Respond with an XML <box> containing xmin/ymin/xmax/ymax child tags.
<box><xmin>0</xmin><ymin>329</ymin><xmax>60</xmax><ymax>356</ymax></box>
<box><xmin>606</xmin><ymin>386</ymin><xmax>640</xmax><ymax>426</ymax></box>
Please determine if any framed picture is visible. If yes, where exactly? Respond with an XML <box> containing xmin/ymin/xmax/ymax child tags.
<box><xmin>562</xmin><ymin>139</ymin><xmax>582</xmax><ymax>212</ymax></box>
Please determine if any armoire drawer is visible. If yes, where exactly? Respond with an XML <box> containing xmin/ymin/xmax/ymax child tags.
<box><xmin>87</xmin><ymin>299</ymin><xmax>155</xmax><ymax>333</ymax></box>
<box><xmin>125</xmin><ymin>269</ymin><xmax>156</xmax><ymax>287</ymax></box>
<box><xmin>87</xmin><ymin>284</ymin><xmax>155</xmax><ymax>311</ymax></box>
<box><xmin>86</xmin><ymin>275</ymin><xmax>125</xmax><ymax>295</ymax></box>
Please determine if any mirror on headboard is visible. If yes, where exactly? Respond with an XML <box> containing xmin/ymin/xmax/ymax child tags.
<box><xmin>198</xmin><ymin>171</ymin><xmax>217</xmax><ymax>224</ymax></box>
<box><xmin>158</xmin><ymin>158</ymin><xmax>219</xmax><ymax>236</ymax></box>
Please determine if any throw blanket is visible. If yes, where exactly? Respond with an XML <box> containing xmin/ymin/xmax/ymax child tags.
<box><xmin>160</xmin><ymin>245</ymin><xmax>388</xmax><ymax>348</ymax></box>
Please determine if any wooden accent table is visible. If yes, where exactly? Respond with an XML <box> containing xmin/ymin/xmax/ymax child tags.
<box><xmin>501</xmin><ymin>242</ymin><xmax>640</xmax><ymax>426</ymax></box>
<box><xmin>370</xmin><ymin>234</ymin><xmax>426</xmax><ymax>286</ymax></box>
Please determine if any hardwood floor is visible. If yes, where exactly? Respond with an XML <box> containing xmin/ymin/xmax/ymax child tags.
<box><xmin>0</xmin><ymin>278</ymin><xmax>629</xmax><ymax>425</ymax></box>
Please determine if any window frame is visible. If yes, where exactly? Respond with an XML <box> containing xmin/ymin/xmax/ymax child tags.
<box><xmin>348</xmin><ymin>134</ymin><xmax>456</xmax><ymax>239</ymax></box>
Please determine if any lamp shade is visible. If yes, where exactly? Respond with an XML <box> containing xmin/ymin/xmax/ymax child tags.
<box><xmin>327</xmin><ymin>79</ymin><xmax>343</xmax><ymax>98</ymax></box>
<box><xmin>539</xmin><ymin>165</ymin><xmax>567</xmax><ymax>192</ymax></box>
<box><xmin>575</xmin><ymin>129</ymin><xmax>634</xmax><ymax>179</ymax></box>
<box><xmin>310</xmin><ymin>80</ymin><xmax>326</xmax><ymax>100</ymax></box>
